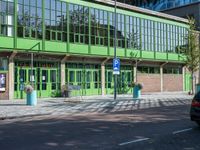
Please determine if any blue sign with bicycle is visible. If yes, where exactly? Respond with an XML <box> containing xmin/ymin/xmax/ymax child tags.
<box><xmin>113</xmin><ymin>58</ymin><xmax>120</xmax><ymax>75</ymax></box>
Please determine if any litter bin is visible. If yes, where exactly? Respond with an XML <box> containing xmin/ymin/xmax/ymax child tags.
<box><xmin>27</xmin><ymin>90</ymin><xmax>37</xmax><ymax>106</ymax></box>
<box><xmin>133</xmin><ymin>86</ymin><xmax>141</xmax><ymax>99</ymax></box>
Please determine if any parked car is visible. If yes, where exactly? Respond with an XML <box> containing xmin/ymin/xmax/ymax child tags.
<box><xmin>190</xmin><ymin>91</ymin><xmax>200</xmax><ymax>126</ymax></box>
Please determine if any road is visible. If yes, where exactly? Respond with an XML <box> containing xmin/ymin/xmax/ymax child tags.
<box><xmin>0</xmin><ymin>100</ymin><xmax>199</xmax><ymax>150</ymax></box>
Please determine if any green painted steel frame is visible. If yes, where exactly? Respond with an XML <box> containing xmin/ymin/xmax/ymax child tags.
<box><xmin>0</xmin><ymin>0</ymin><xmax>189</xmax><ymax>63</ymax></box>
<box><xmin>66</xmin><ymin>67</ymin><xmax>102</xmax><ymax>96</ymax></box>
<box><xmin>14</xmin><ymin>65</ymin><xmax>61</xmax><ymax>99</ymax></box>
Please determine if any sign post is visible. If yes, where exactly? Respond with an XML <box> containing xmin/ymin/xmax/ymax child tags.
<box><xmin>113</xmin><ymin>58</ymin><xmax>120</xmax><ymax>75</ymax></box>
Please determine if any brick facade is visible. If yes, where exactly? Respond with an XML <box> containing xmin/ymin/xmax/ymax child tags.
<box><xmin>163</xmin><ymin>74</ymin><xmax>183</xmax><ymax>91</ymax></box>
<box><xmin>137</xmin><ymin>73</ymin><xmax>161</xmax><ymax>92</ymax></box>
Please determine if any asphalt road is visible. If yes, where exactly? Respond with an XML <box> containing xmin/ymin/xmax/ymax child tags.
<box><xmin>0</xmin><ymin>101</ymin><xmax>199</xmax><ymax>150</ymax></box>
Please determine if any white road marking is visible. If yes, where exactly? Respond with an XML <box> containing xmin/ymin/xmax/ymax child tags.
<box><xmin>119</xmin><ymin>138</ymin><xmax>150</xmax><ymax>146</ymax></box>
<box><xmin>39</xmin><ymin>121</ymin><xmax>63</xmax><ymax>125</ymax></box>
<box><xmin>173</xmin><ymin>128</ymin><xmax>193</xmax><ymax>135</ymax></box>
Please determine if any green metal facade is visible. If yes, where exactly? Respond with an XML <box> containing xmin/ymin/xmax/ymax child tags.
<box><xmin>0</xmin><ymin>0</ymin><xmax>191</xmax><ymax>99</ymax></box>
<box><xmin>0</xmin><ymin>0</ymin><xmax>189</xmax><ymax>61</ymax></box>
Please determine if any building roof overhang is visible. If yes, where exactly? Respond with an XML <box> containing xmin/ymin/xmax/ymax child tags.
<box><xmin>94</xmin><ymin>0</ymin><xmax>189</xmax><ymax>24</ymax></box>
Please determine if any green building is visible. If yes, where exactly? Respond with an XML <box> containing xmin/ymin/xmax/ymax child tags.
<box><xmin>0</xmin><ymin>0</ymin><xmax>191</xmax><ymax>100</ymax></box>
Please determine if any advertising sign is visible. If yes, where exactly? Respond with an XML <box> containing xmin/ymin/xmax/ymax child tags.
<box><xmin>0</xmin><ymin>73</ymin><xmax>6</xmax><ymax>92</ymax></box>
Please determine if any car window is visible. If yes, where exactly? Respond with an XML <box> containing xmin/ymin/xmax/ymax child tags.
<box><xmin>193</xmin><ymin>91</ymin><xmax>200</xmax><ymax>101</ymax></box>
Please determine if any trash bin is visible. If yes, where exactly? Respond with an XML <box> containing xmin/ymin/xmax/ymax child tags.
<box><xmin>27</xmin><ymin>90</ymin><xmax>37</xmax><ymax>106</ymax></box>
<box><xmin>133</xmin><ymin>86</ymin><xmax>141</xmax><ymax>99</ymax></box>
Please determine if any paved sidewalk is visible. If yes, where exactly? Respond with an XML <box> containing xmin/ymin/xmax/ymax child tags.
<box><xmin>0</xmin><ymin>92</ymin><xmax>193</xmax><ymax>120</ymax></box>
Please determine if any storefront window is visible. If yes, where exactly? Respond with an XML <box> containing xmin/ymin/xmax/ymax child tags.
<box><xmin>0</xmin><ymin>73</ymin><xmax>6</xmax><ymax>92</ymax></box>
<box><xmin>0</xmin><ymin>58</ymin><xmax>8</xmax><ymax>71</ymax></box>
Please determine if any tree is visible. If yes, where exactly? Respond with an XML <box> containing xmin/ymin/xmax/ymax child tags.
<box><xmin>179</xmin><ymin>17</ymin><xmax>200</xmax><ymax>94</ymax></box>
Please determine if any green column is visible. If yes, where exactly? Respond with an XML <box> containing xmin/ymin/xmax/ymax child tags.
<box><xmin>14</xmin><ymin>0</ymin><xmax>17</xmax><ymax>48</ymax></box>
<box><xmin>42</xmin><ymin>0</ymin><xmax>45</xmax><ymax>51</ymax></box>
<box><xmin>153</xmin><ymin>21</ymin><xmax>156</xmax><ymax>59</ymax></box>
<box><xmin>88</xmin><ymin>7</ymin><xmax>91</xmax><ymax>54</ymax></box>
<box><xmin>107</xmin><ymin>11</ymin><xmax>110</xmax><ymax>56</ymax></box>
<box><xmin>124</xmin><ymin>15</ymin><xmax>127</xmax><ymax>57</ymax></box>
<box><xmin>67</xmin><ymin>3</ymin><xmax>70</xmax><ymax>53</ymax></box>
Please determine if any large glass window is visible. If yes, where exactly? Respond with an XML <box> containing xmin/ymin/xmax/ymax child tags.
<box><xmin>1</xmin><ymin>0</ymin><xmax>189</xmax><ymax>54</ymax></box>
<box><xmin>45</xmin><ymin>0</ymin><xmax>67</xmax><ymax>42</ymax></box>
<box><xmin>17</xmin><ymin>0</ymin><xmax>42</xmax><ymax>39</ymax></box>
<box><xmin>126</xmin><ymin>16</ymin><xmax>141</xmax><ymax>50</ymax></box>
<box><xmin>117</xmin><ymin>13</ymin><xmax>125</xmax><ymax>48</ymax></box>
<box><xmin>0</xmin><ymin>0</ymin><xmax>14</xmax><ymax>36</ymax></box>
<box><xmin>137</xmin><ymin>66</ymin><xmax>160</xmax><ymax>74</ymax></box>
<box><xmin>90</xmin><ymin>8</ymin><xmax>108</xmax><ymax>46</ymax></box>
<box><xmin>69</xmin><ymin>4</ymin><xmax>89</xmax><ymax>44</ymax></box>
<box><xmin>163</xmin><ymin>67</ymin><xmax>182</xmax><ymax>74</ymax></box>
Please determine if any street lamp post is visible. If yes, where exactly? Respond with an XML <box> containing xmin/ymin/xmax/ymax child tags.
<box><xmin>31</xmin><ymin>53</ymin><xmax>33</xmax><ymax>87</ymax></box>
<box><xmin>114</xmin><ymin>0</ymin><xmax>117</xmax><ymax>100</ymax></box>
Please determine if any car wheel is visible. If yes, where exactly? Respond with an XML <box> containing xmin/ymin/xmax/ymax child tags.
<box><xmin>196</xmin><ymin>121</ymin><xmax>200</xmax><ymax>126</ymax></box>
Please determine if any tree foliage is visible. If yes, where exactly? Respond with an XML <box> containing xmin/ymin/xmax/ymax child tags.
<box><xmin>179</xmin><ymin>17</ymin><xmax>199</xmax><ymax>73</ymax></box>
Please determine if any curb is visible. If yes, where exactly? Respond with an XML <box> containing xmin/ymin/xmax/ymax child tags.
<box><xmin>0</xmin><ymin>113</ymin><xmax>52</xmax><ymax>120</ymax></box>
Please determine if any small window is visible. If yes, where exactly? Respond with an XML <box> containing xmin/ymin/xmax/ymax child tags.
<box><xmin>45</xmin><ymin>30</ymin><xmax>50</xmax><ymax>40</ymax></box>
<box><xmin>57</xmin><ymin>32</ymin><xmax>62</xmax><ymax>41</ymax></box>
<box><xmin>70</xmin><ymin>33</ymin><xmax>74</xmax><ymax>43</ymax></box>
<box><xmin>80</xmin><ymin>35</ymin><xmax>84</xmax><ymax>43</ymax></box>
<box><xmin>17</xmin><ymin>26</ymin><xmax>24</xmax><ymax>37</ymax></box>
<box><xmin>52</xmin><ymin>31</ymin><xmax>56</xmax><ymax>40</ymax></box>
<box><xmin>75</xmin><ymin>34</ymin><xmax>79</xmax><ymax>42</ymax></box>
<box><xmin>62</xmin><ymin>32</ymin><xmax>67</xmax><ymax>42</ymax></box>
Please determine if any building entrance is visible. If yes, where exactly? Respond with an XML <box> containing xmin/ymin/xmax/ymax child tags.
<box><xmin>66</xmin><ymin>64</ymin><xmax>101</xmax><ymax>96</ymax></box>
<box><xmin>14</xmin><ymin>62</ymin><xmax>60</xmax><ymax>99</ymax></box>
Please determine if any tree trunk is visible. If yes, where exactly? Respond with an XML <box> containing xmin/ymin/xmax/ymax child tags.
<box><xmin>191</xmin><ymin>71</ymin><xmax>194</xmax><ymax>94</ymax></box>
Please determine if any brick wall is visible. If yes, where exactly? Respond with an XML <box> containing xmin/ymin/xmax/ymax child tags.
<box><xmin>137</xmin><ymin>73</ymin><xmax>161</xmax><ymax>92</ymax></box>
<box><xmin>163</xmin><ymin>74</ymin><xmax>183</xmax><ymax>91</ymax></box>
<box><xmin>0</xmin><ymin>72</ymin><xmax>9</xmax><ymax>100</ymax></box>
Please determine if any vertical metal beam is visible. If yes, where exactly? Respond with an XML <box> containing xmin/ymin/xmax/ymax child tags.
<box><xmin>42</xmin><ymin>0</ymin><xmax>45</xmax><ymax>51</ymax></box>
<box><xmin>114</xmin><ymin>0</ymin><xmax>117</xmax><ymax>100</ymax></box>
<box><xmin>88</xmin><ymin>7</ymin><xmax>91</xmax><ymax>54</ymax></box>
<box><xmin>14</xmin><ymin>0</ymin><xmax>17</xmax><ymax>48</ymax></box>
<box><xmin>31</xmin><ymin>53</ymin><xmax>33</xmax><ymax>87</ymax></box>
<box><xmin>107</xmin><ymin>11</ymin><xmax>110</xmax><ymax>56</ymax></box>
<box><xmin>67</xmin><ymin>3</ymin><xmax>70</xmax><ymax>52</ymax></box>
<box><xmin>124</xmin><ymin>14</ymin><xmax>127</xmax><ymax>57</ymax></box>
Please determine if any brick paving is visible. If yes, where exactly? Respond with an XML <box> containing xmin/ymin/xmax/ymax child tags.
<box><xmin>0</xmin><ymin>92</ymin><xmax>193</xmax><ymax>120</ymax></box>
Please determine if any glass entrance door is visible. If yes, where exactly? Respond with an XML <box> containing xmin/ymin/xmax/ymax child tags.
<box><xmin>67</xmin><ymin>68</ymin><xmax>101</xmax><ymax>96</ymax></box>
<box><xmin>105</xmin><ymin>70</ymin><xmax>114</xmax><ymax>94</ymax></box>
<box><xmin>15</xmin><ymin>67</ymin><xmax>37</xmax><ymax>99</ymax></box>
<box><xmin>67</xmin><ymin>69</ymin><xmax>84</xmax><ymax>96</ymax></box>
<box><xmin>40</xmin><ymin>69</ymin><xmax>50</xmax><ymax>97</ymax></box>
<box><xmin>83</xmin><ymin>69</ymin><xmax>101</xmax><ymax>96</ymax></box>
<box><xmin>19</xmin><ymin>68</ymin><xmax>27</xmax><ymax>99</ymax></box>
<box><xmin>14</xmin><ymin>62</ymin><xmax>60</xmax><ymax>99</ymax></box>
